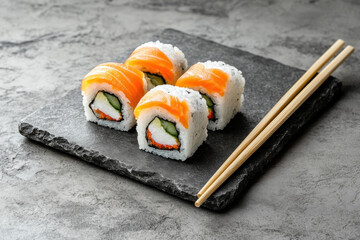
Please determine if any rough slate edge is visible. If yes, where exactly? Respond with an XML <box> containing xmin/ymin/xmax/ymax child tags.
<box><xmin>18</xmin><ymin>29</ymin><xmax>342</xmax><ymax>211</ymax></box>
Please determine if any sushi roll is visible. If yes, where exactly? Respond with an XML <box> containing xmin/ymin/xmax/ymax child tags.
<box><xmin>134</xmin><ymin>85</ymin><xmax>208</xmax><ymax>161</ymax></box>
<box><xmin>81</xmin><ymin>62</ymin><xmax>147</xmax><ymax>131</ymax></box>
<box><xmin>125</xmin><ymin>41</ymin><xmax>187</xmax><ymax>89</ymax></box>
<box><xmin>176</xmin><ymin>61</ymin><xmax>245</xmax><ymax>131</ymax></box>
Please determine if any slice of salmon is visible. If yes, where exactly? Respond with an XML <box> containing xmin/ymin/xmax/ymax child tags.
<box><xmin>125</xmin><ymin>47</ymin><xmax>175</xmax><ymax>85</ymax></box>
<box><xmin>81</xmin><ymin>63</ymin><xmax>146</xmax><ymax>109</ymax></box>
<box><xmin>175</xmin><ymin>63</ymin><xmax>229</xmax><ymax>96</ymax></box>
<box><xmin>134</xmin><ymin>90</ymin><xmax>190</xmax><ymax>129</ymax></box>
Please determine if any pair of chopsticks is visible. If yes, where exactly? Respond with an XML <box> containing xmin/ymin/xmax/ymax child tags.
<box><xmin>195</xmin><ymin>39</ymin><xmax>354</xmax><ymax>208</ymax></box>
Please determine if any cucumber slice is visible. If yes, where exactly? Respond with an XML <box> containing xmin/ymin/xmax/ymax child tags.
<box><xmin>104</xmin><ymin>92</ymin><xmax>121</xmax><ymax>111</ymax></box>
<box><xmin>152</xmin><ymin>117</ymin><xmax>162</xmax><ymax>127</ymax></box>
<box><xmin>200</xmin><ymin>93</ymin><xmax>216</xmax><ymax>120</ymax></box>
<box><xmin>94</xmin><ymin>91</ymin><xmax>107</xmax><ymax>102</ymax></box>
<box><xmin>160</xmin><ymin>119</ymin><xmax>178</xmax><ymax>137</ymax></box>
<box><xmin>200</xmin><ymin>93</ymin><xmax>214</xmax><ymax>108</ymax></box>
<box><xmin>145</xmin><ymin>72</ymin><xmax>165</xmax><ymax>86</ymax></box>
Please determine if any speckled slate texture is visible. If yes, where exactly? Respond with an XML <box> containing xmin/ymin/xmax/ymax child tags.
<box><xmin>18</xmin><ymin>29</ymin><xmax>341</xmax><ymax>210</ymax></box>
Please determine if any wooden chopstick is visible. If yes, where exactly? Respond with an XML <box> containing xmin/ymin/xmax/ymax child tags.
<box><xmin>197</xmin><ymin>39</ymin><xmax>345</xmax><ymax>198</ymax></box>
<box><xmin>195</xmin><ymin>45</ymin><xmax>354</xmax><ymax>208</ymax></box>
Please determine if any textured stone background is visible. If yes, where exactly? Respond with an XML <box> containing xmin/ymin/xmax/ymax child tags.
<box><xmin>1</xmin><ymin>0</ymin><xmax>359</xmax><ymax>239</ymax></box>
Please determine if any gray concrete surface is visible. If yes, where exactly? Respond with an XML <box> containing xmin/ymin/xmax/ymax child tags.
<box><xmin>1</xmin><ymin>0</ymin><xmax>359</xmax><ymax>239</ymax></box>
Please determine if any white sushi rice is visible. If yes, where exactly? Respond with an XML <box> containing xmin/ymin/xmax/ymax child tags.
<box><xmin>82</xmin><ymin>82</ymin><xmax>136</xmax><ymax>131</ymax></box>
<box><xmin>136</xmin><ymin>85</ymin><xmax>208</xmax><ymax>161</ymax></box>
<box><xmin>134</xmin><ymin>41</ymin><xmax>188</xmax><ymax>87</ymax></box>
<box><xmin>188</xmin><ymin>61</ymin><xmax>245</xmax><ymax>131</ymax></box>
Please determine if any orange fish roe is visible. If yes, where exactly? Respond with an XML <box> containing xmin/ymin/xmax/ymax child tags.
<box><xmin>134</xmin><ymin>90</ymin><xmax>190</xmax><ymax>129</ymax></box>
<box><xmin>81</xmin><ymin>63</ymin><xmax>146</xmax><ymax>109</ymax></box>
<box><xmin>208</xmin><ymin>109</ymin><xmax>215</xmax><ymax>120</ymax></box>
<box><xmin>146</xmin><ymin>129</ymin><xmax>180</xmax><ymax>150</ymax></box>
<box><xmin>93</xmin><ymin>109</ymin><xmax>122</xmax><ymax>121</ymax></box>
<box><xmin>125</xmin><ymin>47</ymin><xmax>175</xmax><ymax>85</ymax></box>
<box><xmin>176</xmin><ymin>63</ymin><xmax>229</xmax><ymax>96</ymax></box>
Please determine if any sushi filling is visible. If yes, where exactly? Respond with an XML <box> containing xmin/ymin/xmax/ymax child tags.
<box><xmin>90</xmin><ymin>91</ymin><xmax>122</xmax><ymax>121</ymax></box>
<box><xmin>146</xmin><ymin>117</ymin><xmax>180</xmax><ymax>150</ymax></box>
<box><xmin>200</xmin><ymin>93</ymin><xmax>215</xmax><ymax>120</ymax></box>
<box><xmin>144</xmin><ymin>72</ymin><xmax>165</xmax><ymax>87</ymax></box>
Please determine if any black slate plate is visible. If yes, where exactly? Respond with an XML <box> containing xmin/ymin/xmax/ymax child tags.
<box><xmin>19</xmin><ymin>29</ymin><xmax>341</xmax><ymax>210</ymax></box>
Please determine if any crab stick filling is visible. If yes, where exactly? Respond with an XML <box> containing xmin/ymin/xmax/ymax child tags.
<box><xmin>146</xmin><ymin>117</ymin><xmax>180</xmax><ymax>150</ymax></box>
<box><xmin>90</xmin><ymin>91</ymin><xmax>122</xmax><ymax>121</ymax></box>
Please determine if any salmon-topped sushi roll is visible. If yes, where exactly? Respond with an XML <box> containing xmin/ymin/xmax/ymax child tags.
<box><xmin>125</xmin><ymin>41</ymin><xmax>187</xmax><ymax>89</ymax></box>
<box><xmin>176</xmin><ymin>61</ymin><xmax>245</xmax><ymax>131</ymax></box>
<box><xmin>81</xmin><ymin>63</ymin><xmax>147</xmax><ymax>131</ymax></box>
<box><xmin>134</xmin><ymin>85</ymin><xmax>208</xmax><ymax>161</ymax></box>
